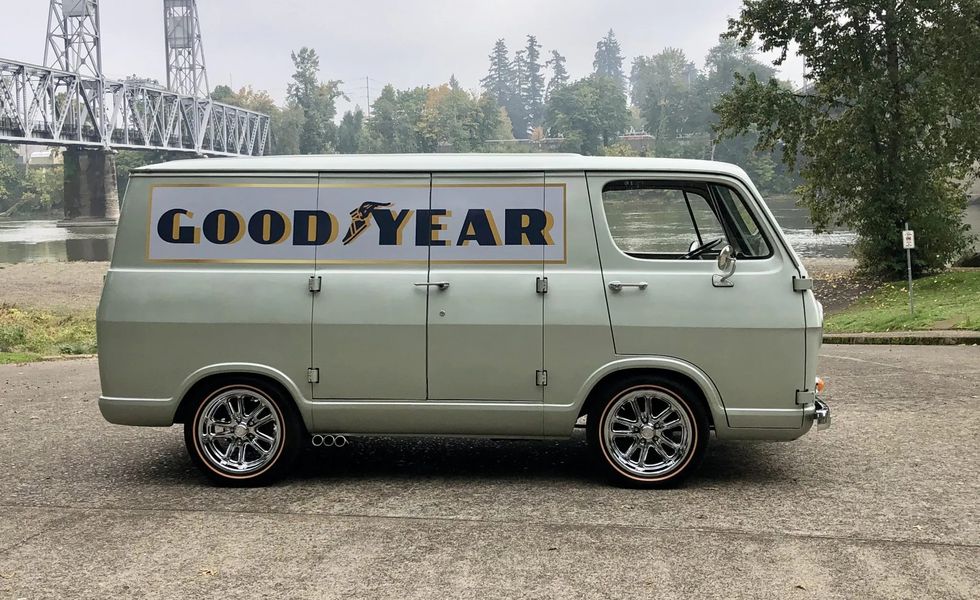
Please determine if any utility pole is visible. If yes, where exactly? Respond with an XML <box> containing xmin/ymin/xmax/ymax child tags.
<box><xmin>365</xmin><ymin>76</ymin><xmax>371</xmax><ymax>118</ymax></box>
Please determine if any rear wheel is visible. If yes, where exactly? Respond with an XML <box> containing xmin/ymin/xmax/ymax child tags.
<box><xmin>587</xmin><ymin>375</ymin><xmax>708</xmax><ymax>488</ymax></box>
<box><xmin>184</xmin><ymin>377</ymin><xmax>302</xmax><ymax>486</ymax></box>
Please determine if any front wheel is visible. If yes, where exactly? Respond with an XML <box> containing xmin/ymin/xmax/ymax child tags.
<box><xmin>184</xmin><ymin>377</ymin><xmax>302</xmax><ymax>486</ymax></box>
<box><xmin>587</xmin><ymin>375</ymin><xmax>708</xmax><ymax>488</ymax></box>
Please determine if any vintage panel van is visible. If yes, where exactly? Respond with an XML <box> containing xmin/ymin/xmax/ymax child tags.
<box><xmin>97</xmin><ymin>154</ymin><xmax>830</xmax><ymax>487</ymax></box>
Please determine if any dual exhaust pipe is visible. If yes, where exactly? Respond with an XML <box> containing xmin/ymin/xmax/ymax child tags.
<box><xmin>311</xmin><ymin>434</ymin><xmax>348</xmax><ymax>448</ymax></box>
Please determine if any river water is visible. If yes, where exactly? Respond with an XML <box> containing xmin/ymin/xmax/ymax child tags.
<box><xmin>1</xmin><ymin>196</ymin><xmax>977</xmax><ymax>264</ymax></box>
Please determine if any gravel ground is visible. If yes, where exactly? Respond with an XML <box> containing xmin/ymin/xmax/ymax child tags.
<box><xmin>0</xmin><ymin>345</ymin><xmax>978</xmax><ymax>598</ymax></box>
<box><xmin>1</xmin><ymin>258</ymin><xmax>867</xmax><ymax>314</ymax></box>
<box><xmin>0</xmin><ymin>262</ymin><xmax>107</xmax><ymax>312</ymax></box>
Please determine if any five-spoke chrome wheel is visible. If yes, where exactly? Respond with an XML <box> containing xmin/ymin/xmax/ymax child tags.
<box><xmin>602</xmin><ymin>388</ymin><xmax>693</xmax><ymax>478</ymax></box>
<box><xmin>195</xmin><ymin>387</ymin><xmax>282</xmax><ymax>475</ymax></box>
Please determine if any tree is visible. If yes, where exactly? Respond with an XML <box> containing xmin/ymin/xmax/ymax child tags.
<box><xmin>545</xmin><ymin>50</ymin><xmax>569</xmax><ymax>101</ymax></box>
<box><xmin>363</xmin><ymin>85</ymin><xmax>429</xmax><ymax>153</ymax></box>
<box><xmin>546</xmin><ymin>75</ymin><xmax>629</xmax><ymax>154</ymax></box>
<box><xmin>716</xmin><ymin>0</ymin><xmax>980</xmax><ymax>277</ymax></box>
<box><xmin>593</xmin><ymin>29</ymin><xmax>625</xmax><ymax>88</ymax></box>
<box><xmin>481</xmin><ymin>39</ymin><xmax>514</xmax><ymax>107</ymax></box>
<box><xmin>522</xmin><ymin>35</ymin><xmax>545</xmax><ymax>128</ymax></box>
<box><xmin>337</xmin><ymin>109</ymin><xmax>364</xmax><ymax>153</ymax></box>
<box><xmin>287</xmin><ymin>47</ymin><xmax>344</xmax><ymax>154</ymax></box>
<box><xmin>417</xmin><ymin>84</ymin><xmax>505</xmax><ymax>152</ymax></box>
<box><xmin>481</xmin><ymin>39</ymin><xmax>527</xmax><ymax>139</ymax></box>
<box><xmin>0</xmin><ymin>146</ymin><xmax>26</xmax><ymax>214</ymax></box>
<box><xmin>510</xmin><ymin>49</ymin><xmax>530</xmax><ymax>137</ymax></box>
<box><xmin>632</xmin><ymin>48</ymin><xmax>698</xmax><ymax>148</ymax></box>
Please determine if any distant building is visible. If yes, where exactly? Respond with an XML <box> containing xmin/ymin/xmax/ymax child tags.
<box><xmin>12</xmin><ymin>145</ymin><xmax>62</xmax><ymax>169</ymax></box>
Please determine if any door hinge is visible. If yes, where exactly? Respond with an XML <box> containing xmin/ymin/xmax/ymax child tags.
<box><xmin>792</xmin><ymin>277</ymin><xmax>813</xmax><ymax>292</ymax></box>
<box><xmin>796</xmin><ymin>390</ymin><xmax>815</xmax><ymax>405</ymax></box>
<box><xmin>536</xmin><ymin>276</ymin><xmax>549</xmax><ymax>294</ymax></box>
<box><xmin>307</xmin><ymin>368</ymin><xmax>320</xmax><ymax>384</ymax></box>
<box><xmin>309</xmin><ymin>276</ymin><xmax>322</xmax><ymax>293</ymax></box>
<box><xmin>536</xmin><ymin>370</ymin><xmax>548</xmax><ymax>386</ymax></box>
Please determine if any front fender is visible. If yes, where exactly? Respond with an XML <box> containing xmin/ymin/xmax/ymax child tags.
<box><xmin>543</xmin><ymin>356</ymin><xmax>733</xmax><ymax>437</ymax></box>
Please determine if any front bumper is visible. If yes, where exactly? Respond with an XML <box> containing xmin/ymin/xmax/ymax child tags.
<box><xmin>812</xmin><ymin>398</ymin><xmax>831</xmax><ymax>431</ymax></box>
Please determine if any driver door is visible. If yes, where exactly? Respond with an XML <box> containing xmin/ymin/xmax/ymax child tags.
<box><xmin>589</xmin><ymin>174</ymin><xmax>807</xmax><ymax>429</ymax></box>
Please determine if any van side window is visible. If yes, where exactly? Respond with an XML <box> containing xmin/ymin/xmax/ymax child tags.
<box><xmin>601</xmin><ymin>180</ymin><xmax>772</xmax><ymax>260</ymax></box>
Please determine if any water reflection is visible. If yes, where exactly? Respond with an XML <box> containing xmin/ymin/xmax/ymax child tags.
<box><xmin>0</xmin><ymin>220</ymin><xmax>115</xmax><ymax>263</ymax></box>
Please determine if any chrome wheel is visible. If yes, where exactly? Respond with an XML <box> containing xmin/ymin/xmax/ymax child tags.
<box><xmin>602</xmin><ymin>387</ymin><xmax>693</xmax><ymax>478</ymax></box>
<box><xmin>195</xmin><ymin>387</ymin><xmax>282</xmax><ymax>475</ymax></box>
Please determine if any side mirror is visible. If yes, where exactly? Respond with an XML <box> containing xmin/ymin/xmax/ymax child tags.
<box><xmin>713</xmin><ymin>245</ymin><xmax>737</xmax><ymax>288</ymax></box>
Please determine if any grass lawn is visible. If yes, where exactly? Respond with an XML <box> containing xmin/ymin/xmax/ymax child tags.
<box><xmin>0</xmin><ymin>306</ymin><xmax>97</xmax><ymax>363</ymax></box>
<box><xmin>825</xmin><ymin>271</ymin><xmax>980</xmax><ymax>333</ymax></box>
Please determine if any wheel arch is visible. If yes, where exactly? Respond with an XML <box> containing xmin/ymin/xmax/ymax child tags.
<box><xmin>172</xmin><ymin>363</ymin><xmax>313</xmax><ymax>430</ymax></box>
<box><xmin>573</xmin><ymin>357</ymin><xmax>729</xmax><ymax>432</ymax></box>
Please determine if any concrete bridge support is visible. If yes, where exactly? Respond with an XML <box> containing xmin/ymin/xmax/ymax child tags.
<box><xmin>59</xmin><ymin>148</ymin><xmax>120</xmax><ymax>226</ymax></box>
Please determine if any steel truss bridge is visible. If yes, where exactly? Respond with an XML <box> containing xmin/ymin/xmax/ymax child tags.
<box><xmin>0</xmin><ymin>0</ymin><xmax>269</xmax><ymax>157</ymax></box>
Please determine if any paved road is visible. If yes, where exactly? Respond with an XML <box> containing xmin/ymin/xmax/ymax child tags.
<box><xmin>0</xmin><ymin>345</ymin><xmax>978</xmax><ymax>599</ymax></box>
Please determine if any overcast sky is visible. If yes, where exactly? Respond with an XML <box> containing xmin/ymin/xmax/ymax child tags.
<box><xmin>0</xmin><ymin>0</ymin><xmax>804</xmax><ymax>116</ymax></box>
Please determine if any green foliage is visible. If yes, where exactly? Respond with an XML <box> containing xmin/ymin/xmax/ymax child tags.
<box><xmin>0</xmin><ymin>147</ymin><xmax>26</xmax><ymax>212</ymax></box>
<box><xmin>545</xmin><ymin>50</ymin><xmax>569</xmax><ymax>101</ymax></box>
<box><xmin>716</xmin><ymin>0</ymin><xmax>980</xmax><ymax>278</ymax></box>
<box><xmin>632</xmin><ymin>48</ymin><xmax>698</xmax><ymax>146</ymax></box>
<box><xmin>362</xmin><ymin>85</ymin><xmax>428</xmax><ymax>152</ymax></box>
<box><xmin>0</xmin><ymin>147</ymin><xmax>63</xmax><ymax>217</ymax></box>
<box><xmin>522</xmin><ymin>36</ymin><xmax>545</xmax><ymax>129</ymax></box>
<box><xmin>0</xmin><ymin>306</ymin><xmax>97</xmax><ymax>357</ymax></box>
<box><xmin>546</xmin><ymin>75</ymin><xmax>629</xmax><ymax>154</ymax></box>
<box><xmin>116</xmin><ymin>150</ymin><xmax>183</xmax><ymax>197</ymax></box>
<box><xmin>287</xmin><ymin>47</ymin><xmax>344</xmax><ymax>154</ymax></box>
<box><xmin>825</xmin><ymin>271</ymin><xmax>980</xmax><ymax>333</ymax></box>
<box><xmin>337</xmin><ymin>109</ymin><xmax>364</xmax><ymax>153</ymax></box>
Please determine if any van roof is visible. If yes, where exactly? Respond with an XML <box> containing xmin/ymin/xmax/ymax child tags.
<box><xmin>135</xmin><ymin>153</ymin><xmax>750</xmax><ymax>178</ymax></box>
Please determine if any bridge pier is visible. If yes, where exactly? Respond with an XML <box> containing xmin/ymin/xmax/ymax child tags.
<box><xmin>58</xmin><ymin>148</ymin><xmax>120</xmax><ymax>227</ymax></box>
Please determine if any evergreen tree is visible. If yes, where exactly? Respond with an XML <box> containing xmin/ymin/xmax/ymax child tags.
<box><xmin>593</xmin><ymin>29</ymin><xmax>625</xmax><ymax>88</ymax></box>
<box><xmin>480</xmin><ymin>39</ymin><xmax>514</xmax><ymax>107</ymax></box>
<box><xmin>522</xmin><ymin>35</ymin><xmax>545</xmax><ymax>128</ymax></box>
<box><xmin>510</xmin><ymin>49</ymin><xmax>530</xmax><ymax>137</ymax></box>
<box><xmin>545</xmin><ymin>50</ymin><xmax>569</xmax><ymax>101</ymax></box>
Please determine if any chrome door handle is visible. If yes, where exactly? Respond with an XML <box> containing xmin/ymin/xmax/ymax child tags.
<box><xmin>608</xmin><ymin>281</ymin><xmax>648</xmax><ymax>291</ymax></box>
<box><xmin>414</xmin><ymin>281</ymin><xmax>450</xmax><ymax>290</ymax></box>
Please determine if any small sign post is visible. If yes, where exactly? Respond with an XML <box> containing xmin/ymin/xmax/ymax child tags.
<box><xmin>902</xmin><ymin>223</ymin><xmax>915</xmax><ymax>316</ymax></box>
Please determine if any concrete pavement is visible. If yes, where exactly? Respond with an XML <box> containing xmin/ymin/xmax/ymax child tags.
<box><xmin>0</xmin><ymin>345</ymin><xmax>978</xmax><ymax>599</ymax></box>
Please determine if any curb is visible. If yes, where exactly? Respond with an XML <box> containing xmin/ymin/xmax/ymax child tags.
<box><xmin>823</xmin><ymin>334</ymin><xmax>980</xmax><ymax>346</ymax></box>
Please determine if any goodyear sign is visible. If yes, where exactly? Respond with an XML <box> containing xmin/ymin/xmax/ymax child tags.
<box><xmin>147</xmin><ymin>184</ymin><xmax>566</xmax><ymax>263</ymax></box>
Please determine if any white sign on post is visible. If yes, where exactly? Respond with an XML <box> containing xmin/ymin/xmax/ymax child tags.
<box><xmin>902</xmin><ymin>230</ymin><xmax>915</xmax><ymax>249</ymax></box>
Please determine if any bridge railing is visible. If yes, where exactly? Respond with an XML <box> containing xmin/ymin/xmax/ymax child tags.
<box><xmin>0</xmin><ymin>58</ymin><xmax>269</xmax><ymax>157</ymax></box>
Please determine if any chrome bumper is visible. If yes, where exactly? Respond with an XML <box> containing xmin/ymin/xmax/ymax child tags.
<box><xmin>813</xmin><ymin>398</ymin><xmax>831</xmax><ymax>431</ymax></box>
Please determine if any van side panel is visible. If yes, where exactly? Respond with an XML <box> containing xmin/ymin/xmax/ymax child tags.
<box><xmin>541</xmin><ymin>173</ymin><xmax>617</xmax><ymax>432</ymax></box>
<box><xmin>97</xmin><ymin>175</ymin><xmax>317</xmax><ymax>427</ymax></box>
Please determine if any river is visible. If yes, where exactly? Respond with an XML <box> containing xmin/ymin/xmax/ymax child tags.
<box><xmin>1</xmin><ymin>195</ymin><xmax>977</xmax><ymax>264</ymax></box>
